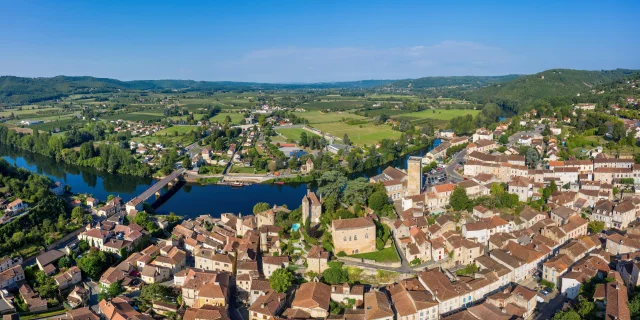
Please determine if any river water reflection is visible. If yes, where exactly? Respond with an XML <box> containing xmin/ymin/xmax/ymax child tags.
<box><xmin>1</xmin><ymin>139</ymin><xmax>439</xmax><ymax>218</ymax></box>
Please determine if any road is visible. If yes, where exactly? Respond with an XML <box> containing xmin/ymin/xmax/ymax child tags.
<box><xmin>534</xmin><ymin>290</ymin><xmax>564</xmax><ymax>320</ymax></box>
<box><xmin>85</xmin><ymin>280</ymin><xmax>101</xmax><ymax>314</ymax></box>
<box><xmin>445</xmin><ymin>149</ymin><xmax>466</xmax><ymax>182</ymax></box>
<box><xmin>390</xmin><ymin>235</ymin><xmax>410</xmax><ymax>271</ymax></box>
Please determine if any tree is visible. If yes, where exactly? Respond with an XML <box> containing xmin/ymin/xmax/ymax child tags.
<box><xmin>499</xmin><ymin>134</ymin><xmax>509</xmax><ymax>144</ymax></box>
<box><xmin>11</xmin><ymin>231</ymin><xmax>24</xmax><ymax>246</ymax></box>
<box><xmin>269</xmin><ymin>268</ymin><xmax>294</xmax><ymax>293</ymax></box>
<box><xmin>182</xmin><ymin>157</ymin><xmax>191</xmax><ymax>170</ymax></box>
<box><xmin>71</xmin><ymin>206</ymin><xmax>85</xmax><ymax>223</ymax></box>
<box><xmin>78</xmin><ymin>240</ymin><xmax>89</xmax><ymax>252</ymax></box>
<box><xmin>253</xmin><ymin>202</ymin><xmax>271</xmax><ymax>214</ymax></box>
<box><xmin>343</xmin><ymin>178</ymin><xmax>373</xmax><ymax>205</ymax></box>
<box><xmin>57</xmin><ymin>256</ymin><xmax>72</xmax><ymax>269</ymax></box>
<box><xmin>588</xmin><ymin>221</ymin><xmax>605</xmax><ymax>234</ymax></box>
<box><xmin>107</xmin><ymin>281</ymin><xmax>124</xmax><ymax>298</ymax></box>
<box><xmin>300</xmin><ymin>132</ymin><xmax>308</xmax><ymax>147</ymax></box>
<box><xmin>449</xmin><ymin>186</ymin><xmax>470</xmax><ymax>211</ymax></box>
<box><xmin>630</xmin><ymin>294</ymin><xmax>640</xmax><ymax>318</ymax></box>
<box><xmin>343</xmin><ymin>134</ymin><xmax>351</xmax><ymax>146</ymax></box>
<box><xmin>523</xmin><ymin>147</ymin><xmax>540</xmax><ymax>168</ymax></box>
<box><xmin>34</xmin><ymin>271</ymin><xmax>58</xmax><ymax>299</ymax></box>
<box><xmin>552</xmin><ymin>310</ymin><xmax>580</xmax><ymax>320</ymax></box>
<box><xmin>77</xmin><ymin>249</ymin><xmax>111</xmax><ymax>279</ymax></box>
<box><xmin>323</xmin><ymin>266</ymin><xmax>348</xmax><ymax>284</ymax></box>
<box><xmin>140</xmin><ymin>283</ymin><xmax>173</xmax><ymax>306</ymax></box>
<box><xmin>576</xmin><ymin>298</ymin><xmax>594</xmax><ymax>318</ymax></box>
<box><xmin>368</xmin><ymin>191</ymin><xmax>388</xmax><ymax>211</ymax></box>
<box><xmin>317</xmin><ymin>171</ymin><xmax>347</xmax><ymax>199</ymax></box>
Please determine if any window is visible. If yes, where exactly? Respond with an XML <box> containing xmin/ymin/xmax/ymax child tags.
<box><xmin>365</xmin><ymin>233</ymin><xmax>368</xmax><ymax>239</ymax></box>
<box><xmin>354</xmin><ymin>235</ymin><xmax>358</xmax><ymax>240</ymax></box>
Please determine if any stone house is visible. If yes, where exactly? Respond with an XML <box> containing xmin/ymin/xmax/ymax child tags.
<box><xmin>331</xmin><ymin>217</ymin><xmax>376</xmax><ymax>255</ymax></box>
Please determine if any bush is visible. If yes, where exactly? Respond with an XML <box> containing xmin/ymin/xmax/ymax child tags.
<box><xmin>540</xmin><ymin>279</ymin><xmax>556</xmax><ymax>290</ymax></box>
<box><xmin>337</xmin><ymin>251</ymin><xmax>346</xmax><ymax>257</ymax></box>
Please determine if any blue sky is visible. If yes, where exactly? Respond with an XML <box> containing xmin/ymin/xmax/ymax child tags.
<box><xmin>0</xmin><ymin>0</ymin><xmax>638</xmax><ymax>82</ymax></box>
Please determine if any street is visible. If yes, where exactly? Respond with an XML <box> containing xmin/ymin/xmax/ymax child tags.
<box><xmin>534</xmin><ymin>290</ymin><xmax>564</xmax><ymax>320</ymax></box>
<box><xmin>445</xmin><ymin>149</ymin><xmax>466</xmax><ymax>182</ymax></box>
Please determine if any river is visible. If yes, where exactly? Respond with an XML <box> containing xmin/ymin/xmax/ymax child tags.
<box><xmin>0</xmin><ymin>139</ymin><xmax>440</xmax><ymax>218</ymax></box>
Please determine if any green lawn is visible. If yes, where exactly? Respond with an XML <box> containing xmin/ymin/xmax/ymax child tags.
<box><xmin>230</xmin><ymin>166</ymin><xmax>265</xmax><ymax>174</ymax></box>
<box><xmin>210</xmin><ymin>112</ymin><xmax>244</xmax><ymax>124</ymax></box>
<box><xmin>350</xmin><ymin>247</ymin><xmax>399</xmax><ymax>262</ymax></box>
<box><xmin>393</xmin><ymin>109</ymin><xmax>480</xmax><ymax>122</ymax></box>
<box><xmin>275</xmin><ymin>128</ymin><xmax>318</xmax><ymax>141</ymax></box>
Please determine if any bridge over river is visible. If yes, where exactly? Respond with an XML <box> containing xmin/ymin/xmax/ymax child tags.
<box><xmin>125</xmin><ymin>168</ymin><xmax>186</xmax><ymax>211</ymax></box>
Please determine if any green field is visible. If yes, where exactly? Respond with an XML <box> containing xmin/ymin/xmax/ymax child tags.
<box><xmin>293</xmin><ymin>110</ymin><xmax>399</xmax><ymax>145</ymax></box>
<box><xmin>363</xmin><ymin>109</ymin><xmax>411</xmax><ymax>117</ymax></box>
<box><xmin>275</xmin><ymin>127</ymin><xmax>318</xmax><ymax>142</ymax></box>
<box><xmin>393</xmin><ymin>109</ymin><xmax>480</xmax><ymax>122</ymax></box>
<box><xmin>132</xmin><ymin>126</ymin><xmax>199</xmax><ymax>145</ymax></box>
<box><xmin>350</xmin><ymin>247</ymin><xmax>399</xmax><ymax>262</ymax></box>
<box><xmin>169</xmin><ymin>114</ymin><xmax>209</xmax><ymax>122</ymax></box>
<box><xmin>210</xmin><ymin>112</ymin><xmax>244</xmax><ymax>124</ymax></box>
<box><xmin>300</xmin><ymin>100</ymin><xmax>365</xmax><ymax>111</ymax></box>
<box><xmin>313</xmin><ymin>122</ymin><xmax>400</xmax><ymax>146</ymax></box>
<box><xmin>102</xmin><ymin>111</ymin><xmax>165</xmax><ymax>122</ymax></box>
<box><xmin>293</xmin><ymin>111</ymin><xmax>366</xmax><ymax>124</ymax></box>
<box><xmin>30</xmin><ymin>118</ymin><xmax>88</xmax><ymax>132</ymax></box>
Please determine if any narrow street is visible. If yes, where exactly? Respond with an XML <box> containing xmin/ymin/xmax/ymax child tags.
<box><xmin>445</xmin><ymin>149</ymin><xmax>466</xmax><ymax>182</ymax></box>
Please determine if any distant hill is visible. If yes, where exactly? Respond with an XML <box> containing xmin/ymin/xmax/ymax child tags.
<box><xmin>0</xmin><ymin>76</ymin><xmax>395</xmax><ymax>105</ymax></box>
<box><xmin>382</xmin><ymin>75</ymin><xmax>522</xmax><ymax>90</ymax></box>
<box><xmin>467</xmin><ymin>68</ymin><xmax>640</xmax><ymax>107</ymax></box>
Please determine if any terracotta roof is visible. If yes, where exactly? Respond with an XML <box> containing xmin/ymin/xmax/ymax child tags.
<box><xmin>468</xmin><ymin>302</ymin><xmax>511</xmax><ymax>320</ymax></box>
<box><xmin>291</xmin><ymin>282</ymin><xmax>331</xmax><ymax>311</ymax></box>
<box><xmin>433</xmin><ymin>183</ymin><xmax>456</xmax><ymax>193</ymax></box>
<box><xmin>543</xmin><ymin>254</ymin><xmax>572</xmax><ymax>271</ymax></box>
<box><xmin>364</xmin><ymin>291</ymin><xmax>394</xmax><ymax>320</ymax></box>
<box><xmin>307</xmin><ymin>246</ymin><xmax>329</xmax><ymax>259</ymax></box>
<box><xmin>183</xmin><ymin>305</ymin><xmax>229</xmax><ymax>320</ymax></box>
<box><xmin>332</xmin><ymin>217</ymin><xmax>375</xmax><ymax>231</ymax></box>
<box><xmin>248</xmin><ymin>290</ymin><xmax>286</xmax><ymax>316</ymax></box>
<box><xmin>418</xmin><ymin>269</ymin><xmax>463</xmax><ymax>301</ymax></box>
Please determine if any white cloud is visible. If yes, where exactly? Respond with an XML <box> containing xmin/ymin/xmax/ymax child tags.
<box><xmin>211</xmin><ymin>41</ymin><xmax>522</xmax><ymax>82</ymax></box>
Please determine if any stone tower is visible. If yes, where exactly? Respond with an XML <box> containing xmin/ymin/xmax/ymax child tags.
<box><xmin>407</xmin><ymin>156</ymin><xmax>422</xmax><ymax>196</ymax></box>
<box><xmin>302</xmin><ymin>190</ymin><xmax>322</xmax><ymax>226</ymax></box>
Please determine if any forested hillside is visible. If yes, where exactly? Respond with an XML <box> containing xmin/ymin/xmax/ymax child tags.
<box><xmin>466</xmin><ymin>68</ymin><xmax>639</xmax><ymax>111</ymax></box>
<box><xmin>383</xmin><ymin>74</ymin><xmax>522</xmax><ymax>90</ymax></box>
<box><xmin>0</xmin><ymin>76</ymin><xmax>395</xmax><ymax>105</ymax></box>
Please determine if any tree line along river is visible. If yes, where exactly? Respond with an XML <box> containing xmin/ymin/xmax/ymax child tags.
<box><xmin>0</xmin><ymin>140</ymin><xmax>440</xmax><ymax>218</ymax></box>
